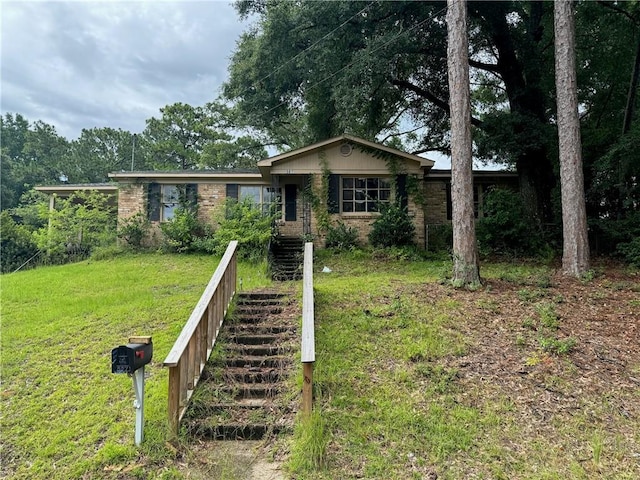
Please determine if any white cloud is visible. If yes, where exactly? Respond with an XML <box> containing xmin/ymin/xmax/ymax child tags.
<box><xmin>1</xmin><ymin>1</ymin><xmax>251</xmax><ymax>139</ymax></box>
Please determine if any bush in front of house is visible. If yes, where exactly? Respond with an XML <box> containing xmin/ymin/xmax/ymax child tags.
<box><xmin>194</xmin><ymin>197</ymin><xmax>275</xmax><ymax>262</ymax></box>
<box><xmin>117</xmin><ymin>213</ymin><xmax>151</xmax><ymax>250</ymax></box>
<box><xmin>160</xmin><ymin>207</ymin><xmax>212</xmax><ymax>253</ymax></box>
<box><xmin>368</xmin><ymin>202</ymin><xmax>415</xmax><ymax>248</ymax></box>
<box><xmin>325</xmin><ymin>220</ymin><xmax>359</xmax><ymax>250</ymax></box>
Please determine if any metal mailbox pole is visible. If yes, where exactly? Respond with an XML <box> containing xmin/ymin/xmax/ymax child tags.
<box><xmin>132</xmin><ymin>366</ymin><xmax>145</xmax><ymax>445</ymax></box>
<box><xmin>111</xmin><ymin>335</ymin><xmax>153</xmax><ymax>446</ymax></box>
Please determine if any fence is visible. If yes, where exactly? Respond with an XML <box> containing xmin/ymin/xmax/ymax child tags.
<box><xmin>163</xmin><ymin>241</ymin><xmax>238</xmax><ymax>436</ymax></box>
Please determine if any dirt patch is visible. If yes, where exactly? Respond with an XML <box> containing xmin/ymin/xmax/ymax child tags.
<box><xmin>174</xmin><ymin>439</ymin><xmax>285</xmax><ymax>480</ymax></box>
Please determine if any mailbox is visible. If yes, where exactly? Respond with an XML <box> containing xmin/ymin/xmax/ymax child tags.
<box><xmin>111</xmin><ymin>342</ymin><xmax>153</xmax><ymax>374</ymax></box>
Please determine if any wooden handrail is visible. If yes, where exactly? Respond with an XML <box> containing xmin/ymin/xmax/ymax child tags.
<box><xmin>301</xmin><ymin>242</ymin><xmax>315</xmax><ymax>416</ymax></box>
<box><xmin>163</xmin><ymin>240</ymin><xmax>238</xmax><ymax>436</ymax></box>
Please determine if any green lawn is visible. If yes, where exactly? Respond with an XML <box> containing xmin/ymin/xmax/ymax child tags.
<box><xmin>2</xmin><ymin>250</ymin><xmax>638</xmax><ymax>480</ymax></box>
<box><xmin>1</xmin><ymin>253</ymin><xmax>271</xmax><ymax>480</ymax></box>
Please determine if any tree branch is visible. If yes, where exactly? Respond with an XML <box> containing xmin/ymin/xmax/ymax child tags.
<box><xmin>390</xmin><ymin>77</ymin><xmax>484</xmax><ymax>127</ymax></box>
<box><xmin>597</xmin><ymin>1</ymin><xmax>640</xmax><ymax>25</ymax></box>
<box><xmin>469</xmin><ymin>59</ymin><xmax>501</xmax><ymax>73</ymax></box>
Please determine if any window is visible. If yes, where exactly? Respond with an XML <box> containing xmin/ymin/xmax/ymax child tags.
<box><xmin>236</xmin><ymin>185</ymin><xmax>282</xmax><ymax>216</ymax></box>
<box><xmin>162</xmin><ymin>185</ymin><xmax>179</xmax><ymax>221</ymax></box>
<box><xmin>147</xmin><ymin>183</ymin><xmax>197</xmax><ymax>222</ymax></box>
<box><xmin>446</xmin><ymin>183</ymin><xmax>486</xmax><ymax>220</ymax></box>
<box><xmin>341</xmin><ymin>177</ymin><xmax>391</xmax><ymax>213</ymax></box>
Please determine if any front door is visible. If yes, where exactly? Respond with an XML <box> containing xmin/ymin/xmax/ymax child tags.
<box><xmin>285</xmin><ymin>184</ymin><xmax>297</xmax><ymax>222</ymax></box>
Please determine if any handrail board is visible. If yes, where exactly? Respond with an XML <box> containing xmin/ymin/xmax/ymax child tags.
<box><xmin>163</xmin><ymin>241</ymin><xmax>238</xmax><ymax>367</ymax></box>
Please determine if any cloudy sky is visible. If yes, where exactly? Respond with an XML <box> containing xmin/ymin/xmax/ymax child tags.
<box><xmin>1</xmin><ymin>0</ymin><xmax>251</xmax><ymax>140</ymax></box>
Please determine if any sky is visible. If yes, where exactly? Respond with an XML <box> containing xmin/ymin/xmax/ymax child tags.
<box><xmin>1</xmin><ymin>0</ymin><xmax>463</xmax><ymax>168</ymax></box>
<box><xmin>1</xmin><ymin>0</ymin><xmax>251</xmax><ymax>140</ymax></box>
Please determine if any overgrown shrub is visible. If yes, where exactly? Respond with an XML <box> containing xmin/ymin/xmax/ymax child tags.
<box><xmin>591</xmin><ymin>211</ymin><xmax>640</xmax><ymax>266</ymax></box>
<box><xmin>160</xmin><ymin>207</ymin><xmax>212</xmax><ymax>253</ymax></box>
<box><xmin>325</xmin><ymin>220</ymin><xmax>359</xmax><ymax>250</ymax></box>
<box><xmin>197</xmin><ymin>198</ymin><xmax>275</xmax><ymax>262</ymax></box>
<box><xmin>33</xmin><ymin>190</ymin><xmax>117</xmax><ymax>262</ymax></box>
<box><xmin>368</xmin><ymin>202</ymin><xmax>415</xmax><ymax>248</ymax></box>
<box><xmin>476</xmin><ymin>187</ymin><xmax>544</xmax><ymax>257</ymax></box>
<box><xmin>426</xmin><ymin>223</ymin><xmax>453</xmax><ymax>253</ymax></box>
<box><xmin>0</xmin><ymin>211</ymin><xmax>40</xmax><ymax>273</ymax></box>
<box><xmin>117</xmin><ymin>213</ymin><xmax>151</xmax><ymax>249</ymax></box>
<box><xmin>617</xmin><ymin>237</ymin><xmax>640</xmax><ymax>268</ymax></box>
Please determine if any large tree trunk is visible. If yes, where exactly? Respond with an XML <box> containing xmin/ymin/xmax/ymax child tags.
<box><xmin>554</xmin><ymin>0</ymin><xmax>590</xmax><ymax>276</ymax></box>
<box><xmin>447</xmin><ymin>0</ymin><xmax>480</xmax><ymax>286</ymax></box>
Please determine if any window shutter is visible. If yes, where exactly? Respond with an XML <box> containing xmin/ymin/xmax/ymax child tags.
<box><xmin>186</xmin><ymin>183</ymin><xmax>198</xmax><ymax>211</ymax></box>
<box><xmin>396</xmin><ymin>174</ymin><xmax>408</xmax><ymax>210</ymax></box>
<box><xmin>147</xmin><ymin>183</ymin><xmax>161</xmax><ymax>221</ymax></box>
<box><xmin>327</xmin><ymin>174</ymin><xmax>339</xmax><ymax>214</ymax></box>
<box><xmin>226</xmin><ymin>183</ymin><xmax>238</xmax><ymax>200</ymax></box>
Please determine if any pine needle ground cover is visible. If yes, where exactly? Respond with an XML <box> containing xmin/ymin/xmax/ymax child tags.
<box><xmin>1</xmin><ymin>253</ymin><xmax>270</xmax><ymax>480</ymax></box>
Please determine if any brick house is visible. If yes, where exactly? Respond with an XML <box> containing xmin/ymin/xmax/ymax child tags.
<box><xmin>39</xmin><ymin>134</ymin><xmax>517</xmax><ymax>249</ymax></box>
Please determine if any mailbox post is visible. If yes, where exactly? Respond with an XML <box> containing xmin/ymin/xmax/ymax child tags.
<box><xmin>111</xmin><ymin>336</ymin><xmax>152</xmax><ymax>446</ymax></box>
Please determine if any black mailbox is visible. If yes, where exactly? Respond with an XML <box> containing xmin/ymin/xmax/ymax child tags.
<box><xmin>111</xmin><ymin>342</ymin><xmax>153</xmax><ymax>374</ymax></box>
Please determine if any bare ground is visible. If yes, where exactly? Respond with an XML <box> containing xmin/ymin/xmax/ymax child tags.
<box><xmin>425</xmin><ymin>264</ymin><xmax>640</xmax><ymax>478</ymax></box>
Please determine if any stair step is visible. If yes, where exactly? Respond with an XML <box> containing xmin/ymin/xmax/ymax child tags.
<box><xmin>229</xmin><ymin>334</ymin><xmax>285</xmax><ymax>345</ymax></box>
<box><xmin>225</xmin><ymin>355</ymin><xmax>291</xmax><ymax>368</ymax></box>
<box><xmin>219</xmin><ymin>382</ymin><xmax>282</xmax><ymax>399</ymax></box>
<box><xmin>227</xmin><ymin>344</ymin><xmax>291</xmax><ymax>356</ymax></box>
<box><xmin>223</xmin><ymin>368</ymin><xmax>283</xmax><ymax>383</ymax></box>
<box><xmin>188</xmin><ymin>422</ymin><xmax>285</xmax><ymax>441</ymax></box>
<box><xmin>228</xmin><ymin>324</ymin><xmax>295</xmax><ymax>335</ymax></box>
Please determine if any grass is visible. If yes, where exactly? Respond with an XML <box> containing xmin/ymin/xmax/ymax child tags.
<box><xmin>1</xmin><ymin>252</ymin><xmax>271</xmax><ymax>480</ymax></box>
<box><xmin>2</xmin><ymin>249</ymin><xmax>638</xmax><ymax>479</ymax></box>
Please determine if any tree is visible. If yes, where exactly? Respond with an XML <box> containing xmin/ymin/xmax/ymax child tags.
<box><xmin>64</xmin><ymin>127</ymin><xmax>142</xmax><ymax>183</ymax></box>
<box><xmin>1</xmin><ymin>114</ymin><xmax>69</xmax><ymax>209</ymax></box>
<box><xmin>447</xmin><ymin>0</ymin><xmax>480</xmax><ymax>286</ymax></box>
<box><xmin>554</xmin><ymin>0</ymin><xmax>590</xmax><ymax>276</ymax></box>
<box><xmin>225</xmin><ymin>1</ymin><xmax>561</xmax><ymax>226</ymax></box>
<box><xmin>143</xmin><ymin>101</ymin><xmax>268</xmax><ymax>170</ymax></box>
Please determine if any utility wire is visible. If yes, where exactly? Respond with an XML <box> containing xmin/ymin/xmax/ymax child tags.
<box><xmin>256</xmin><ymin>4</ymin><xmax>447</xmax><ymax>118</ymax></box>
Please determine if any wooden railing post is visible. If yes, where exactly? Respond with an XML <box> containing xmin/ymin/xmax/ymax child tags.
<box><xmin>163</xmin><ymin>240</ymin><xmax>238</xmax><ymax>437</ymax></box>
<box><xmin>301</xmin><ymin>242</ymin><xmax>315</xmax><ymax>417</ymax></box>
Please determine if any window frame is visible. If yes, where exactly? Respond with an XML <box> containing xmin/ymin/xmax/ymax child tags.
<box><xmin>340</xmin><ymin>176</ymin><xmax>392</xmax><ymax>214</ymax></box>
<box><xmin>237</xmin><ymin>185</ymin><xmax>283</xmax><ymax>217</ymax></box>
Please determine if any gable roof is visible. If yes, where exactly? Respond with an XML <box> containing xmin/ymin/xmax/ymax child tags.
<box><xmin>257</xmin><ymin>134</ymin><xmax>435</xmax><ymax>178</ymax></box>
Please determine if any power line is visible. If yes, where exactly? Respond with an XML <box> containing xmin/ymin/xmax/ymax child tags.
<box><xmin>256</xmin><ymin>4</ymin><xmax>448</xmax><ymax>118</ymax></box>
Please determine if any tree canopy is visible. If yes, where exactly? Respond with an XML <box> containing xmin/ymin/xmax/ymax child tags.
<box><xmin>224</xmin><ymin>0</ymin><xmax>639</xmax><ymax>229</ymax></box>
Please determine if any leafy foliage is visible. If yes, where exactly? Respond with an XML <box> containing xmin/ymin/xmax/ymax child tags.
<box><xmin>116</xmin><ymin>213</ymin><xmax>151</xmax><ymax>249</ymax></box>
<box><xmin>476</xmin><ymin>188</ymin><xmax>546</xmax><ymax>257</ymax></box>
<box><xmin>159</xmin><ymin>207</ymin><xmax>212</xmax><ymax>253</ymax></box>
<box><xmin>33</xmin><ymin>191</ymin><xmax>117</xmax><ymax>262</ymax></box>
<box><xmin>0</xmin><ymin>211</ymin><xmax>40</xmax><ymax>273</ymax></box>
<box><xmin>325</xmin><ymin>220</ymin><xmax>359</xmax><ymax>250</ymax></box>
<box><xmin>203</xmin><ymin>198</ymin><xmax>275</xmax><ymax>262</ymax></box>
<box><xmin>368</xmin><ymin>202</ymin><xmax>415</xmax><ymax>248</ymax></box>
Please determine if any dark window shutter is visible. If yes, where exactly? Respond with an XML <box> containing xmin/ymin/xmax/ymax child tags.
<box><xmin>147</xmin><ymin>183</ymin><xmax>161</xmax><ymax>221</ymax></box>
<box><xmin>226</xmin><ymin>183</ymin><xmax>238</xmax><ymax>200</ymax></box>
<box><xmin>327</xmin><ymin>174</ymin><xmax>339</xmax><ymax>214</ymax></box>
<box><xmin>396</xmin><ymin>174</ymin><xmax>408</xmax><ymax>209</ymax></box>
<box><xmin>186</xmin><ymin>183</ymin><xmax>198</xmax><ymax>210</ymax></box>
